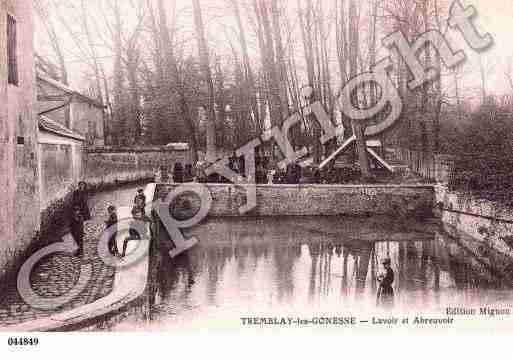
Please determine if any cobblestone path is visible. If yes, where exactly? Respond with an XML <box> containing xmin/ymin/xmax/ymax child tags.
<box><xmin>0</xmin><ymin>184</ymin><xmax>143</xmax><ymax>326</ymax></box>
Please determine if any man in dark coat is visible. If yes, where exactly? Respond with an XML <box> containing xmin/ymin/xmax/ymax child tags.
<box><xmin>377</xmin><ymin>258</ymin><xmax>395</xmax><ymax>309</ymax></box>
<box><xmin>70</xmin><ymin>205</ymin><xmax>85</xmax><ymax>257</ymax></box>
<box><xmin>173</xmin><ymin>162</ymin><xmax>184</xmax><ymax>183</ymax></box>
<box><xmin>72</xmin><ymin>181</ymin><xmax>91</xmax><ymax>221</ymax></box>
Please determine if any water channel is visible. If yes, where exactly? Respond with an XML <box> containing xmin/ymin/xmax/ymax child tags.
<box><xmin>107</xmin><ymin>214</ymin><xmax>513</xmax><ymax>330</ymax></box>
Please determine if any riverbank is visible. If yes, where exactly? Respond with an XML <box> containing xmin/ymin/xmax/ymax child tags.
<box><xmin>435</xmin><ymin>184</ymin><xmax>513</xmax><ymax>269</ymax></box>
<box><xmin>391</xmin><ymin>147</ymin><xmax>513</xmax><ymax>271</ymax></box>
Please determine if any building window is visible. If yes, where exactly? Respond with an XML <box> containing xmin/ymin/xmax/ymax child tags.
<box><xmin>7</xmin><ymin>14</ymin><xmax>18</xmax><ymax>86</ymax></box>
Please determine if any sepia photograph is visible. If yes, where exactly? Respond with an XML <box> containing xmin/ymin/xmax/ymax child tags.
<box><xmin>1</xmin><ymin>0</ymin><xmax>513</xmax><ymax>354</ymax></box>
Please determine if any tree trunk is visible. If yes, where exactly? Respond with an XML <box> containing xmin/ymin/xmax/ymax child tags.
<box><xmin>158</xmin><ymin>0</ymin><xmax>198</xmax><ymax>161</ymax></box>
<box><xmin>192</xmin><ymin>0</ymin><xmax>217</xmax><ymax>162</ymax></box>
<box><xmin>112</xmin><ymin>0</ymin><xmax>125</xmax><ymax>146</ymax></box>
<box><xmin>348</xmin><ymin>0</ymin><xmax>370</xmax><ymax>178</ymax></box>
<box><xmin>259</xmin><ymin>0</ymin><xmax>284</xmax><ymax>127</ymax></box>
<box><xmin>270</xmin><ymin>0</ymin><xmax>289</xmax><ymax>119</ymax></box>
<box><xmin>231</xmin><ymin>0</ymin><xmax>260</xmax><ymax>133</ymax></box>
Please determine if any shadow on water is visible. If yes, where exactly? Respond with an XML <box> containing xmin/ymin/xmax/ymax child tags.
<box><xmin>127</xmin><ymin>215</ymin><xmax>513</xmax><ymax>329</ymax></box>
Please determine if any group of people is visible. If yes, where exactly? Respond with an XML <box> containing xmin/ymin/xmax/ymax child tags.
<box><xmin>156</xmin><ymin>162</ymin><xmax>195</xmax><ymax>183</ymax></box>
<box><xmin>68</xmin><ymin>181</ymin><xmax>151</xmax><ymax>259</ymax></box>
<box><xmin>105</xmin><ymin>188</ymin><xmax>151</xmax><ymax>258</ymax></box>
<box><xmin>154</xmin><ymin>154</ymin><xmax>366</xmax><ymax>185</ymax></box>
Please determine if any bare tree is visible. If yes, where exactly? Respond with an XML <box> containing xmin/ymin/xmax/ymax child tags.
<box><xmin>348</xmin><ymin>0</ymin><xmax>371</xmax><ymax>178</ymax></box>
<box><xmin>230</xmin><ymin>0</ymin><xmax>261</xmax><ymax>133</ymax></box>
<box><xmin>192</xmin><ymin>0</ymin><xmax>217</xmax><ymax>161</ymax></box>
<box><xmin>34</xmin><ymin>0</ymin><xmax>68</xmax><ymax>84</ymax></box>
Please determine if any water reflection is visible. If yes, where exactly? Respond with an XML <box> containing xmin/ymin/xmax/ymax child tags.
<box><xmin>125</xmin><ymin>216</ymin><xmax>513</xmax><ymax>329</ymax></box>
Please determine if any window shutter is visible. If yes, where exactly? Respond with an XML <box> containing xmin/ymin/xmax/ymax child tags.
<box><xmin>7</xmin><ymin>14</ymin><xmax>18</xmax><ymax>86</ymax></box>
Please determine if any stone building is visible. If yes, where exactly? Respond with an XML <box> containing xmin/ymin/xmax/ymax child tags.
<box><xmin>35</xmin><ymin>66</ymin><xmax>106</xmax><ymax>147</ymax></box>
<box><xmin>0</xmin><ymin>0</ymin><xmax>40</xmax><ymax>275</ymax></box>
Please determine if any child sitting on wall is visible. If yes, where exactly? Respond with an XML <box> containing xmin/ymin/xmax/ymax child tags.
<box><xmin>120</xmin><ymin>207</ymin><xmax>151</xmax><ymax>258</ymax></box>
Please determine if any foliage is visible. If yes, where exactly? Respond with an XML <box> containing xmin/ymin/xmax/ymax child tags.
<box><xmin>447</xmin><ymin>102</ymin><xmax>513</xmax><ymax>200</ymax></box>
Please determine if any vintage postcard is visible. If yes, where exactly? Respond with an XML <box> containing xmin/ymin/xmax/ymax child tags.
<box><xmin>1</xmin><ymin>0</ymin><xmax>513</xmax><ymax>354</ymax></box>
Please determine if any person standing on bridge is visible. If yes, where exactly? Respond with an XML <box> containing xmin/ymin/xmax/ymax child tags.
<box><xmin>134</xmin><ymin>189</ymin><xmax>146</xmax><ymax>207</ymax></box>
<box><xmin>376</xmin><ymin>258</ymin><xmax>395</xmax><ymax>309</ymax></box>
<box><xmin>73</xmin><ymin>181</ymin><xmax>91</xmax><ymax>221</ymax></box>
<box><xmin>173</xmin><ymin>162</ymin><xmax>184</xmax><ymax>183</ymax></box>
<box><xmin>132</xmin><ymin>188</ymin><xmax>147</xmax><ymax>216</ymax></box>
<box><xmin>184</xmin><ymin>163</ymin><xmax>194</xmax><ymax>182</ymax></box>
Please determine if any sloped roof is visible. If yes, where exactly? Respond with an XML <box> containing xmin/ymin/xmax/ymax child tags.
<box><xmin>319</xmin><ymin>136</ymin><xmax>356</xmax><ymax>169</ymax></box>
<box><xmin>38</xmin><ymin>115</ymin><xmax>85</xmax><ymax>141</ymax></box>
<box><xmin>36</xmin><ymin>70</ymin><xmax>106</xmax><ymax>109</ymax></box>
<box><xmin>319</xmin><ymin>136</ymin><xmax>393</xmax><ymax>172</ymax></box>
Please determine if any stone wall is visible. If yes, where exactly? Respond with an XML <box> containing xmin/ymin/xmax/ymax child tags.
<box><xmin>40</xmin><ymin>142</ymin><xmax>73</xmax><ymax>205</ymax></box>
<box><xmin>37</xmin><ymin>146</ymin><xmax>193</xmax><ymax>236</ymax></box>
<box><xmin>83</xmin><ymin>147</ymin><xmax>193</xmax><ymax>188</ymax></box>
<box><xmin>37</xmin><ymin>131</ymin><xmax>83</xmax><ymax>235</ymax></box>
<box><xmin>435</xmin><ymin>184</ymin><xmax>513</xmax><ymax>260</ymax></box>
<box><xmin>156</xmin><ymin>183</ymin><xmax>434</xmax><ymax>217</ymax></box>
<box><xmin>0</xmin><ymin>0</ymin><xmax>40</xmax><ymax>277</ymax></box>
<box><xmin>392</xmin><ymin>148</ymin><xmax>513</xmax><ymax>261</ymax></box>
